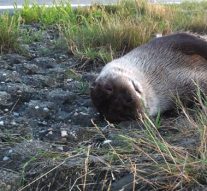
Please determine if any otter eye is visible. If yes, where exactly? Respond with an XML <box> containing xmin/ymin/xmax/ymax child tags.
<box><xmin>132</xmin><ymin>80</ymin><xmax>142</xmax><ymax>94</ymax></box>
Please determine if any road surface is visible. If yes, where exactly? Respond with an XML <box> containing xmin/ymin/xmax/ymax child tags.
<box><xmin>0</xmin><ymin>0</ymin><xmax>183</xmax><ymax>6</ymax></box>
<box><xmin>0</xmin><ymin>0</ymin><xmax>118</xmax><ymax>6</ymax></box>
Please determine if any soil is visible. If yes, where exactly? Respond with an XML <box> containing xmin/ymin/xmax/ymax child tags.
<box><xmin>0</xmin><ymin>24</ymin><xmax>206</xmax><ymax>191</ymax></box>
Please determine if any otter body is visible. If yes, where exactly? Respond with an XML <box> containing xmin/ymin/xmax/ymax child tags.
<box><xmin>90</xmin><ymin>33</ymin><xmax>207</xmax><ymax>122</ymax></box>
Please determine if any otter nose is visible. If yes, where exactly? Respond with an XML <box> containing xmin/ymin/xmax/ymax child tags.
<box><xmin>103</xmin><ymin>83</ymin><xmax>113</xmax><ymax>95</ymax></box>
<box><xmin>93</xmin><ymin>81</ymin><xmax>113</xmax><ymax>95</ymax></box>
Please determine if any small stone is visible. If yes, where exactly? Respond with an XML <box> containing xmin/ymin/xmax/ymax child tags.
<box><xmin>17</xmin><ymin>90</ymin><xmax>22</xmax><ymax>94</ymax></box>
<box><xmin>156</xmin><ymin>33</ymin><xmax>162</xmax><ymax>38</ymax></box>
<box><xmin>69</xmin><ymin>131</ymin><xmax>77</xmax><ymax>138</ymax></box>
<box><xmin>48</xmin><ymin>89</ymin><xmax>75</xmax><ymax>105</ymax></box>
<box><xmin>4</xmin><ymin>108</ymin><xmax>9</xmax><ymax>112</ymax></box>
<box><xmin>61</xmin><ymin>130</ymin><xmax>68</xmax><ymax>137</ymax></box>
<box><xmin>22</xmin><ymin>63</ymin><xmax>39</xmax><ymax>74</ymax></box>
<box><xmin>0</xmin><ymin>121</ymin><xmax>4</xmax><ymax>126</ymax></box>
<box><xmin>66</xmin><ymin>78</ymin><xmax>73</xmax><ymax>83</ymax></box>
<box><xmin>2</xmin><ymin>73</ymin><xmax>7</xmax><ymax>76</ymax></box>
<box><xmin>8</xmin><ymin>149</ymin><xmax>13</xmax><ymax>154</ymax></box>
<box><xmin>74</xmin><ymin>112</ymin><xmax>78</xmax><ymax>116</ymax></box>
<box><xmin>1</xmin><ymin>81</ymin><xmax>5</xmax><ymax>84</ymax></box>
<box><xmin>11</xmin><ymin>121</ymin><xmax>17</xmax><ymax>125</ymax></box>
<box><xmin>0</xmin><ymin>91</ymin><xmax>11</xmax><ymax>106</ymax></box>
<box><xmin>3</xmin><ymin>156</ymin><xmax>9</xmax><ymax>161</ymax></box>
<box><xmin>42</xmin><ymin>121</ymin><xmax>47</xmax><ymax>125</ymax></box>
<box><xmin>32</xmin><ymin>57</ymin><xmax>57</xmax><ymax>69</ymax></box>
<box><xmin>57</xmin><ymin>146</ymin><xmax>64</xmax><ymax>151</ymax></box>
<box><xmin>103</xmin><ymin>140</ymin><xmax>112</xmax><ymax>144</ymax></box>
<box><xmin>79</xmin><ymin>112</ymin><xmax>89</xmax><ymax>116</ymax></box>
<box><xmin>43</xmin><ymin>107</ymin><xmax>49</xmax><ymax>112</ymax></box>
<box><xmin>35</xmin><ymin>106</ymin><xmax>39</xmax><ymax>109</ymax></box>
<box><xmin>13</xmin><ymin>112</ymin><xmax>19</xmax><ymax>117</ymax></box>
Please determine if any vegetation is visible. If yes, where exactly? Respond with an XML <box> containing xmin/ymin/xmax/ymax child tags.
<box><xmin>1</xmin><ymin>0</ymin><xmax>207</xmax><ymax>60</ymax></box>
<box><xmin>0</xmin><ymin>13</ymin><xmax>20</xmax><ymax>53</ymax></box>
<box><xmin>17</xmin><ymin>94</ymin><xmax>207</xmax><ymax>190</ymax></box>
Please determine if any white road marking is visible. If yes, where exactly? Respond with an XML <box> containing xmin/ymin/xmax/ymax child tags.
<box><xmin>0</xmin><ymin>4</ymin><xmax>93</xmax><ymax>9</ymax></box>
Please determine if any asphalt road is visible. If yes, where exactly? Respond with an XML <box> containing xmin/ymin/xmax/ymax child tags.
<box><xmin>0</xmin><ymin>0</ymin><xmax>118</xmax><ymax>6</ymax></box>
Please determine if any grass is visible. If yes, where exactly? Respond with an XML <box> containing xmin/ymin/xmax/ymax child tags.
<box><xmin>16</xmin><ymin>97</ymin><xmax>207</xmax><ymax>190</ymax></box>
<box><xmin>1</xmin><ymin>0</ymin><xmax>207</xmax><ymax>61</ymax></box>
<box><xmin>59</xmin><ymin>0</ymin><xmax>207</xmax><ymax>63</ymax></box>
<box><xmin>0</xmin><ymin>13</ymin><xmax>20</xmax><ymax>53</ymax></box>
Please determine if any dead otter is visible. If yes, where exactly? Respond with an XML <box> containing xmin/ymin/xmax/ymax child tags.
<box><xmin>90</xmin><ymin>33</ymin><xmax>207</xmax><ymax>122</ymax></box>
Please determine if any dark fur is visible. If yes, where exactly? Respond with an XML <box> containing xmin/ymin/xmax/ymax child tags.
<box><xmin>90</xmin><ymin>33</ymin><xmax>207</xmax><ymax>122</ymax></box>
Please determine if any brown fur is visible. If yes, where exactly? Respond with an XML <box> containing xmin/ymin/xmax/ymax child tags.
<box><xmin>90</xmin><ymin>33</ymin><xmax>207</xmax><ymax>122</ymax></box>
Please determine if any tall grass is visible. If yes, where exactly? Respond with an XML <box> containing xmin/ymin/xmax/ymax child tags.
<box><xmin>19</xmin><ymin>1</ymin><xmax>74</xmax><ymax>25</ymax></box>
<box><xmin>59</xmin><ymin>0</ymin><xmax>207</xmax><ymax>64</ymax></box>
<box><xmin>0</xmin><ymin>13</ymin><xmax>20</xmax><ymax>53</ymax></box>
<box><xmin>1</xmin><ymin>0</ymin><xmax>207</xmax><ymax>57</ymax></box>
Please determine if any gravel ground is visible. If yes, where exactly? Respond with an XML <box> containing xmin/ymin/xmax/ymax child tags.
<box><xmin>0</xmin><ymin>24</ymin><xmax>105</xmax><ymax>190</ymax></box>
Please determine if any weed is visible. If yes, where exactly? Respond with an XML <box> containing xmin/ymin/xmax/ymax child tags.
<box><xmin>20</xmin><ymin>28</ymin><xmax>44</xmax><ymax>44</ymax></box>
<box><xmin>0</xmin><ymin>13</ymin><xmax>20</xmax><ymax>53</ymax></box>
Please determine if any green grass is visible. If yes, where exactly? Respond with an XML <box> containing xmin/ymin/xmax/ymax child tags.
<box><xmin>18</xmin><ymin>0</ymin><xmax>207</xmax><ymax>63</ymax></box>
<box><xmin>18</xmin><ymin>0</ymin><xmax>74</xmax><ymax>25</ymax></box>
<box><xmin>0</xmin><ymin>13</ymin><xmax>20</xmax><ymax>53</ymax></box>
<box><xmin>1</xmin><ymin>0</ymin><xmax>207</xmax><ymax>60</ymax></box>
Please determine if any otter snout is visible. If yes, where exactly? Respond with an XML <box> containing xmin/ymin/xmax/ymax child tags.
<box><xmin>90</xmin><ymin>77</ymin><xmax>143</xmax><ymax>122</ymax></box>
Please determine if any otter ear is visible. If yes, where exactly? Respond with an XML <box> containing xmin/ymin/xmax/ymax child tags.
<box><xmin>132</xmin><ymin>80</ymin><xmax>142</xmax><ymax>94</ymax></box>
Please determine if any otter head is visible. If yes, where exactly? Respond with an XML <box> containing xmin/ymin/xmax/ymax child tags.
<box><xmin>90</xmin><ymin>75</ymin><xmax>144</xmax><ymax>122</ymax></box>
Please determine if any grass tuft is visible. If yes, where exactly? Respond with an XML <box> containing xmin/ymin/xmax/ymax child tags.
<box><xmin>0</xmin><ymin>13</ymin><xmax>20</xmax><ymax>53</ymax></box>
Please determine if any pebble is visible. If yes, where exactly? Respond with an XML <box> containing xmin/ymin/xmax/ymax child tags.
<box><xmin>35</xmin><ymin>106</ymin><xmax>40</xmax><ymax>109</ymax></box>
<box><xmin>61</xmin><ymin>130</ymin><xmax>68</xmax><ymax>137</ymax></box>
<box><xmin>43</xmin><ymin>107</ymin><xmax>49</xmax><ymax>112</ymax></box>
<box><xmin>74</xmin><ymin>112</ymin><xmax>78</xmax><ymax>116</ymax></box>
<box><xmin>3</xmin><ymin>156</ymin><xmax>9</xmax><ymax>161</ymax></box>
<box><xmin>69</xmin><ymin>131</ymin><xmax>77</xmax><ymax>138</ymax></box>
<box><xmin>0</xmin><ymin>121</ymin><xmax>4</xmax><ymax>126</ymax></box>
<box><xmin>8</xmin><ymin>149</ymin><xmax>13</xmax><ymax>154</ymax></box>
<box><xmin>13</xmin><ymin>112</ymin><xmax>19</xmax><ymax>117</ymax></box>
<box><xmin>11</xmin><ymin>121</ymin><xmax>17</xmax><ymax>126</ymax></box>
<box><xmin>79</xmin><ymin>112</ymin><xmax>89</xmax><ymax>116</ymax></box>
<box><xmin>103</xmin><ymin>140</ymin><xmax>112</xmax><ymax>144</ymax></box>
<box><xmin>66</xmin><ymin>78</ymin><xmax>73</xmax><ymax>83</ymax></box>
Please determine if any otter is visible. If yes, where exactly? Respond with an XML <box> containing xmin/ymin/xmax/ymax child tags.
<box><xmin>90</xmin><ymin>33</ymin><xmax>207</xmax><ymax>122</ymax></box>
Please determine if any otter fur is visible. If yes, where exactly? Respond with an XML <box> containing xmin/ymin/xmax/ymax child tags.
<box><xmin>90</xmin><ymin>33</ymin><xmax>207</xmax><ymax>122</ymax></box>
